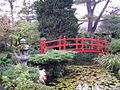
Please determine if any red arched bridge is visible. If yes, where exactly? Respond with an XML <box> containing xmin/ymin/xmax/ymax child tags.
<box><xmin>39</xmin><ymin>36</ymin><xmax>108</xmax><ymax>54</ymax></box>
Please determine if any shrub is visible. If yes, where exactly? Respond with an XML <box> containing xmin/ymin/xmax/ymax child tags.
<box><xmin>15</xmin><ymin>80</ymin><xmax>54</xmax><ymax>90</ymax></box>
<box><xmin>2</xmin><ymin>77</ymin><xmax>54</xmax><ymax>90</ymax></box>
<box><xmin>0</xmin><ymin>54</ymin><xmax>13</xmax><ymax>78</ymax></box>
<box><xmin>29</xmin><ymin>50</ymin><xmax>74</xmax><ymax>64</ymax></box>
<box><xmin>108</xmin><ymin>39</ymin><xmax>120</xmax><ymax>53</ymax></box>
<box><xmin>2</xmin><ymin>64</ymin><xmax>54</xmax><ymax>90</ymax></box>
<box><xmin>73</xmin><ymin>52</ymin><xmax>97</xmax><ymax>65</ymax></box>
<box><xmin>0</xmin><ymin>41</ymin><xmax>5</xmax><ymax>51</ymax></box>
<box><xmin>96</xmin><ymin>54</ymin><xmax>120</xmax><ymax>72</ymax></box>
<box><xmin>29</xmin><ymin>50</ymin><xmax>75</xmax><ymax>77</ymax></box>
<box><xmin>6</xmin><ymin>46</ymin><xmax>16</xmax><ymax>52</ymax></box>
<box><xmin>95</xmin><ymin>54</ymin><xmax>120</xmax><ymax>80</ymax></box>
<box><xmin>0</xmin><ymin>54</ymin><xmax>13</xmax><ymax>65</ymax></box>
<box><xmin>2</xmin><ymin>64</ymin><xmax>39</xmax><ymax>82</ymax></box>
<box><xmin>15</xmin><ymin>79</ymin><xmax>54</xmax><ymax>90</ymax></box>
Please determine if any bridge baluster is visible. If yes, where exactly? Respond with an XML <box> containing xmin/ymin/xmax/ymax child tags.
<box><xmin>90</xmin><ymin>37</ymin><xmax>93</xmax><ymax>49</ymax></box>
<box><xmin>81</xmin><ymin>36</ymin><xmax>84</xmax><ymax>50</ymax></box>
<box><xmin>97</xmin><ymin>37</ymin><xmax>100</xmax><ymax>51</ymax></box>
<box><xmin>76</xmin><ymin>36</ymin><xmax>79</xmax><ymax>49</ymax></box>
<box><xmin>59</xmin><ymin>36</ymin><xmax>62</xmax><ymax>50</ymax></box>
<box><xmin>63</xmin><ymin>36</ymin><xmax>66</xmax><ymax>50</ymax></box>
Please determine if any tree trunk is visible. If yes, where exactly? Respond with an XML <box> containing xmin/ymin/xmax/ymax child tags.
<box><xmin>86</xmin><ymin>0</ymin><xmax>110</xmax><ymax>33</ymax></box>
<box><xmin>9</xmin><ymin>0</ymin><xmax>14</xmax><ymax>26</ymax></box>
<box><xmin>86</xmin><ymin>0</ymin><xmax>94</xmax><ymax>33</ymax></box>
<box><xmin>92</xmin><ymin>0</ymin><xmax>110</xmax><ymax>33</ymax></box>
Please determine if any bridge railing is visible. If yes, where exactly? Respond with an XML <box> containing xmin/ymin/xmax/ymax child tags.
<box><xmin>39</xmin><ymin>36</ymin><xmax>108</xmax><ymax>54</ymax></box>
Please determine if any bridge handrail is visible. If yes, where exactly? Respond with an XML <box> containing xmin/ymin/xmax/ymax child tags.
<box><xmin>39</xmin><ymin>36</ymin><xmax>108</xmax><ymax>54</ymax></box>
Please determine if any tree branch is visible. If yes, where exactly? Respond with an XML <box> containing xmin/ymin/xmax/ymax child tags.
<box><xmin>92</xmin><ymin>0</ymin><xmax>110</xmax><ymax>32</ymax></box>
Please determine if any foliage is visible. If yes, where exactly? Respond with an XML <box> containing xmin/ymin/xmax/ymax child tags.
<box><xmin>73</xmin><ymin>52</ymin><xmax>97</xmax><ymax>65</ymax></box>
<box><xmin>0</xmin><ymin>15</ymin><xmax>13</xmax><ymax>40</ymax></box>
<box><xmin>29</xmin><ymin>42</ymin><xmax>40</xmax><ymax>54</ymax></box>
<box><xmin>10</xmin><ymin>21</ymin><xmax>40</xmax><ymax>45</ymax></box>
<box><xmin>95</xmin><ymin>54</ymin><xmax>120</xmax><ymax>72</ymax></box>
<box><xmin>0</xmin><ymin>54</ymin><xmax>13</xmax><ymax>77</ymax></box>
<box><xmin>34</xmin><ymin>0</ymin><xmax>78</xmax><ymax>40</ymax></box>
<box><xmin>78</xmin><ymin>29</ymin><xmax>88</xmax><ymax>37</ymax></box>
<box><xmin>6</xmin><ymin>45</ymin><xmax>16</xmax><ymax>52</ymax></box>
<box><xmin>29</xmin><ymin>50</ymin><xmax>74</xmax><ymax>77</ymax></box>
<box><xmin>2</xmin><ymin>64</ymin><xmax>54</xmax><ymax>90</ymax></box>
<box><xmin>18</xmin><ymin>0</ymin><xmax>35</xmax><ymax>22</ymax></box>
<box><xmin>108</xmin><ymin>39</ymin><xmax>120</xmax><ymax>53</ymax></box>
<box><xmin>95</xmin><ymin>53</ymin><xmax>120</xmax><ymax>80</ymax></box>
<box><xmin>100</xmin><ymin>15</ymin><xmax>120</xmax><ymax>39</ymax></box>
<box><xmin>2</xmin><ymin>64</ymin><xmax>39</xmax><ymax>82</ymax></box>
<box><xmin>0</xmin><ymin>54</ymin><xmax>12</xmax><ymax>65</ymax></box>
<box><xmin>15</xmin><ymin>79</ymin><xmax>54</xmax><ymax>90</ymax></box>
<box><xmin>78</xmin><ymin>29</ymin><xmax>111</xmax><ymax>41</ymax></box>
<box><xmin>0</xmin><ymin>40</ymin><xmax>6</xmax><ymax>51</ymax></box>
<box><xmin>29</xmin><ymin>50</ymin><xmax>74</xmax><ymax>64</ymax></box>
<box><xmin>52</xmin><ymin>63</ymin><xmax>66</xmax><ymax>77</ymax></box>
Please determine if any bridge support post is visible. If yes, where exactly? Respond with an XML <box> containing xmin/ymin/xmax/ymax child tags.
<box><xmin>102</xmin><ymin>40</ymin><xmax>108</xmax><ymax>54</ymax></box>
<box><xmin>40</xmin><ymin>38</ymin><xmax>46</xmax><ymax>54</ymax></box>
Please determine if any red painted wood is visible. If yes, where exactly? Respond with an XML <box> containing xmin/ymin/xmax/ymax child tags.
<box><xmin>39</xmin><ymin>36</ymin><xmax>108</xmax><ymax>54</ymax></box>
<box><xmin>97</xmin><ymin>37</ymin><xmax>100</xmax><ymax>51</ymax></box>
<box><xmin>76</xmin><ymin>36</ymin><xmax>78</xmax><ymax>49</ymax></box>
<box><xmin>90</xmin><ymin>37</ymin><xmax>93</xmax><ymax>49</ymax></box>
<box><xmin>40</xmin><ymin>38</ymin><xmax>47</xmax><ymax>54</ymax></box>
<box><xmin>63</xmin><ymin>36</ymin><xmax>66</xmax><ymax>50</ymax></box>
<box><xmin>72</xmin><ymin>49</ymin><xmax>101</xmax><ymax>53</ymax></box>
<box><xmin>59</xmin><ymin>36</ymin><xmax>62</xmax><ymax>50</ymax></box>
<box><xmin>81</xmin><ymin>36</ymin><xmax>84</xmax><ymax>50</ymax></box>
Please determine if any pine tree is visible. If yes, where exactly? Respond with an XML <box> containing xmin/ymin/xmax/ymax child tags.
<box><xmin>34</xmin><ymin>0</ymin><xmax>78</xmax><ymax>40</ymax></box>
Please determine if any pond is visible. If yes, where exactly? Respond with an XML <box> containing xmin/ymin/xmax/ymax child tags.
<box><xmin>48</xmin><ymin>65</ymin><xmax>120</xmax><ymax>90</ymax></box>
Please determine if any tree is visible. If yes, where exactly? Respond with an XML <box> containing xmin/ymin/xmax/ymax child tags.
<box><xmin>18</xmin><ymin>0</ymin><xmax>36</xmax><ymax>22</ymax></box>
<box><xmin>0</xmin><ymin>15</ymin><xmax>13</xmax><ymax>40</ymax></box>
<box><xmin>100</xmin><ymin>15</ymin><xmax>120</xmax><ymax>38</ymax></box>
<box><xmin>10</xmin><ymin>21</ymin><xmax>40</xmax><ymax>45</ymax></box>
<box><xmin>109</xmin><ymin>6</ymin><xmax>120</xmax><ymax>15</ymax></box>
<box><xmin>0</xmin><ymin>15</ymin><xmax>15</xmax><ymax>50</ymax></box>
<box><xmin>34</xmin><ymin>0</ymin><xmax>79</xmax><ymax>40</ymax></box>
<box><xmin>8</xmin><ymin>0</ymin><xmax>16</xmax><ymax>25</ymax></box>
<box><xmin>75</xmin><ymin>0</ymin><xmax>110</xmax><ymax>33</ymax></box>
<box><xmin>0</xmin><ymin>0</ymin><xmax>17</xmax><ymax>25</ymax></box>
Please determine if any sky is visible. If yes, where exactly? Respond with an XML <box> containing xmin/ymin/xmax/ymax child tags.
<box><xmin>74</xmin><ymin>0</ymin><xmax>120</xmax><ymax>18</ymax></box>
<box><xmin>0</xmin><ymin>0</ymin><xmax>120</xmax><ymax>20</ymax></box>
<box><xmin>0</xmin><ymin>0</ymin><xmax>35</xmax><ymax>20</ymax></box>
